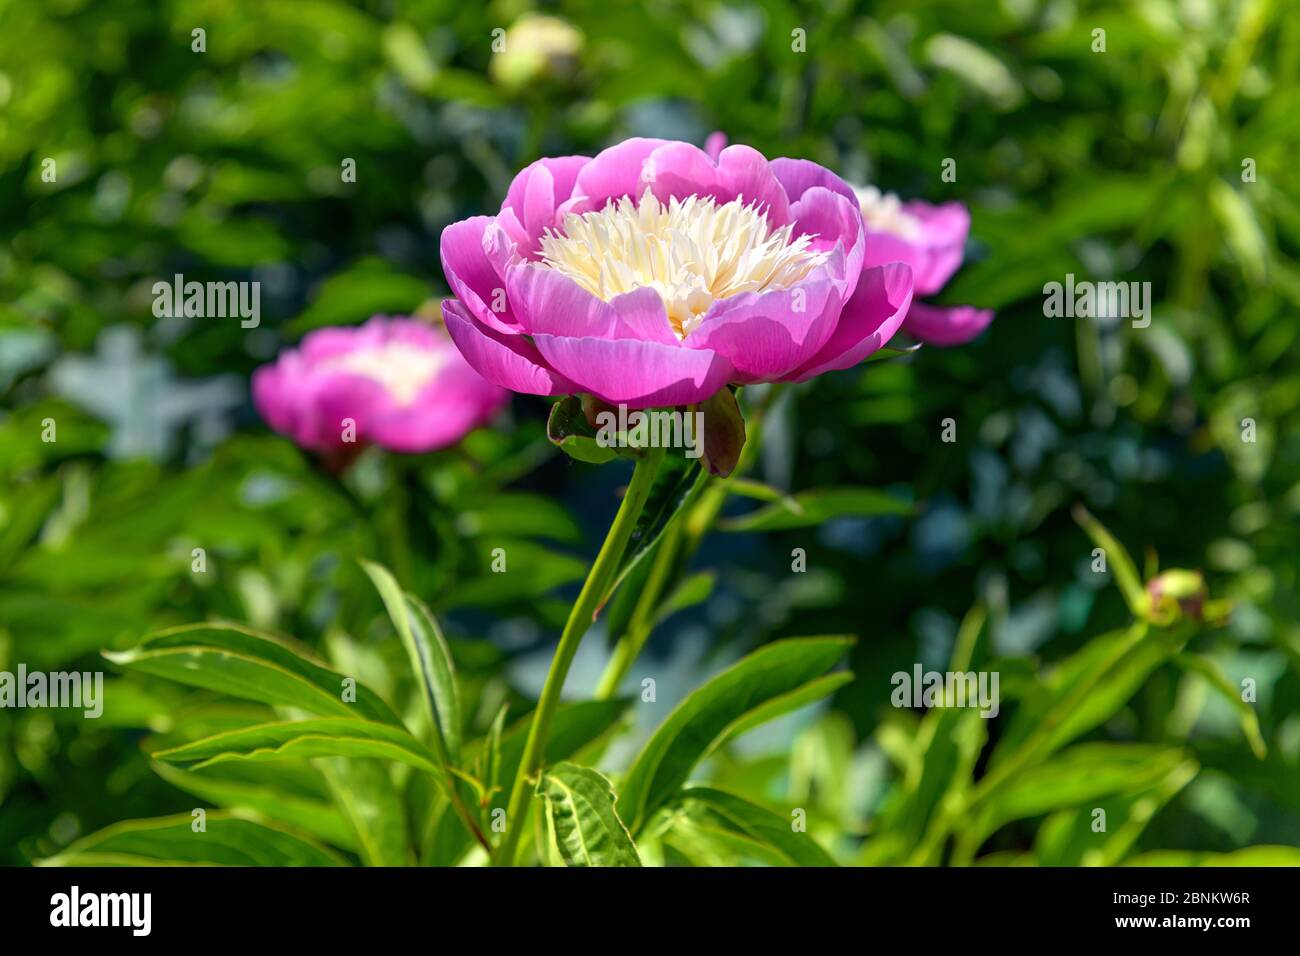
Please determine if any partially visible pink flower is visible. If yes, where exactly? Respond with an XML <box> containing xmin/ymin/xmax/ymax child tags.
<box><xmin>253</xmin><ymin>316</ymin><xmax>508</xmax><ymax>454</ymax></box>
<box><xmin>438</xmin><ymin>137</ymin><xmax>914</xmax><ymax>410</ymax></box>
<box><xmin>854</xmin><ymin>186</ymin><xmax>994</xmax><ymax>346</ymax></box>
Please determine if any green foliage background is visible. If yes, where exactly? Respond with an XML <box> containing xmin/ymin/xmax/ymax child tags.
<box><xmin>2</xmin><ymin>0</ymin><xmax>1298</xmax><ymax>865</ymax></box>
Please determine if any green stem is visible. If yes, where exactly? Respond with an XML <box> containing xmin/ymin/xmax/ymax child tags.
<box><xmin>593</xmin><ymin>385</ymin><xmax>786</xmax><ymax>698</ymax></box>
<box><xmin>594</xmin><ymin>520</ymin><xmax>681</xmax><ymax>700</ymax></box>
<box><xmin>492</xmin><ymin>446</ymin><xmax>665</xmax><ymax>866</ymax></box>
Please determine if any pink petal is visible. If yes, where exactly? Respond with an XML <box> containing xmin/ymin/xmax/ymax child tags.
<box><xmin>784</xmin><ymin>263</ymin><xmax>914</xmax><ymax>382</ymax></box>
<box><xmin>501</xmin><ymin>155</ymin><xmax>591</xmax><ymax>256</ymax></box>
<box><xmin>768</xmin><ymin>158</ymin><xmax>860</xmax><ymax>206</ymax></box>
<box><xmin>568</xmin><ymin>138</ymin><xmax>790</xmax><ymax>225</ymax></box>
<box><xmin>505</xmin><ymin>263</ymin><xmax>678</xmax><ymax>345</ymax></box>
<box><xmin>863</xmin><ymin>201</ymin><xmax>971</xmax><ymax>295</ymax></box>
<box><xmin>689</xmin><ymin>277</ymin><xmax>843</xmax><ymax>383</ymax></box>
<box><xmin>367</xmin><ymin>376</ymin><xmax>502</xmax><ymax>452</ymax></box>
<box><xmin>440</xmin><ymin>217</ymin><xmax>519</xmax><ymax>334</ymax></box>
<box><xmin>787</xmin><ymin>186</ymin><xmax>865</xmax><ymax>297</ymax></box>
<box><xmin>570</xmin><ymin>138</ymin><xmax>670</xmax><ymax>212</ymax></box>
<box><xmin>441</xmin><ymin>298</ymin><xmax>577</xmax><ymax>396</ymax></box>
<box><xmin>531</xmin><ymin>333</ymin><xmax>734</xmax><ymax>409</ymax></box>
<box><xmin>902</xmin><ymin>301</ymin><xmax>994</xmax><ymax>346</ymax></box>
<box><xmin>704</xmin><ymin>131</ymin><xmax>728</xmax><ymax>162</ymax></box>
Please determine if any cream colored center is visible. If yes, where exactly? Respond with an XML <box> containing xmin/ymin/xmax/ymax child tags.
<box><xmin>324</xmin><ymin>341</ymin><xmax>447</xmax><ymax>405</ymax></box>
<box><xmin>854</xmin><ymin>185</ymin><xmax>923</xmax><ymax>240</ymax></box>
<box><xmin>538</xmin><ymin>191</ymin><xmax>828</xmax><ymax>339</ymax></box>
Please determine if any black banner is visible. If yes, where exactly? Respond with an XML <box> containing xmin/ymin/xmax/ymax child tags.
<box><xmin>1</xmin><ymin>866</ymin><xmax>1290</xmax><ymax>941</ymax></box>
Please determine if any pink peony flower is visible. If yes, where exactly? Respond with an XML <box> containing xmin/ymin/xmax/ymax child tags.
<box><xmin>854</xmin><ymin>185</ymin><xmax>994</xmax><ymax>347</ymax></box>
<box><xmin>252</xmin><ymin>315</ymin><xmax>508</xmax><ymax>454</ymax></box>
<box><xmin>438</xmin><ymin>138</ymin><xmax>915</xmax><ymax>409</ymax></box>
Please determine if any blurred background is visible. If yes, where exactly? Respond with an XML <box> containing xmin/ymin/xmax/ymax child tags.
<box><xmin>2</xmin><ymin>0</ymin><xmax>1298</xmax><ymax>864</ymax></box>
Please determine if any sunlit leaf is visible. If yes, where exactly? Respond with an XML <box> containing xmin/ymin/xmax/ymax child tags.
<box><xmin>537</xmin><ymin>763</ymin><xmax>641</xmax><ymax>867</ymax></box>
<box><xmin>37</xmin><ymin>812</ymin><xmax>347</xmax><ymax>867</ymax></box>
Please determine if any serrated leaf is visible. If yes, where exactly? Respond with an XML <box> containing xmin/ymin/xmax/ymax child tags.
<box><xmin>421</xmin><ymin>700</ymin><xmax>629</xmax><ymax>866</ymax></box>
<box><xmin>537</xmin><ymin>763</ymin><xmax>641</xmax><ymax>867</ymax></box>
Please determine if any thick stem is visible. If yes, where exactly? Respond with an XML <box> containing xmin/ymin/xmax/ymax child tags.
<box><xmin>594</xmin><ymin>385</ymin><xmax>786</xmax><ymax>698</ymax></box>
<box><xmin>492</xmin><ymin>447</ymin><xmax>665</xmax><ymax>866</ymax></box>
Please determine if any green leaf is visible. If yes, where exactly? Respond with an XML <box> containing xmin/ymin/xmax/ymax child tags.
<box><xmin>1209</xmin><ymin>179</ymin><xmax>1269</xmax><ymax>284</ymax></box>
<box><xmin>619</xmin><ymin>636</ymin><xmax>854</xmax><ymax>833</ymax></box>
<box><xmin>986</xmin><ymin>623</ymin><xmax>1181</xmax><ymax>779</ymax></box>
<box><xmin>361</xmin><ymin>561</ymin><xmax>461</xmax><ymax>765</ymax></box>
<box><xmin>537</xmin><ymin>763</ymin><xmax>641</xmax><ymax>867</ymax></box>
<box><xmin>865</xmin><ymin>343</ymin><xmax>922</xmax><ymax>363</ymax></box>
<box><xmin>1072</xmin><ymin>505</ymin><xmax>1148</xmax><ymax>617</ymax></box>
<box><xmin>675</xmin><ymin>787</ymin><xmax>838</xmax><ymax>866</ymax></box>
<box><xmin>547</xmin><ymin>396</ymin><xmax>620</xmax><ymax>464</ymax></box>
<box><xmin>488</xmin><ymin>700</ymin><xmax>631</xmax><ymax>818</ymax></box>
<box><xmin>724</xmin><ymin>478</ymin><xmax>798</xmax><ymax>504</ymax></box>
<box><xmin>102</xmin><ymin>623</ymin><xmax>404</xmax><ymax>726</ymax></box>
<box><xmin>36</xmin><ymin>812</ymin><xmax>347</xmax><ymax>866</ymax></box>
<box><xmin>421</xmin><ymin>700</ymin><xmax>632</xmax><ymax>865</ymax></box>
<box><xmin>713</xmin><ymin>672</ymin><xmax>854</xmax><ymax>750</ymax></box>
<box><xmin>288</xmin><ymin>257</ymin><xmax>429</xmax><ymax>335</ymax></box>
<box><xmin>1126</xmin><ymin>846</ymin><xmax>1300</xmax><ymax>866</ymax></box>
<box><xmin>655</xmin><ymin>570</ymin><xmax>716</xmax><ymax>623</ymax></box>
<box><xmin>444</xmin><ymin>538</ymin><xmax>587</xmax><ymax>608</ymax></box>
<box><xmin>1172</xmin><ymin>653</ymin><xmax>1267</xmax><ymax>759</ymax></box>
<box><xmin>599</xmin><ymin>452</ymin><xmax>707</xmax><ymax>612</ymax></box>
<box><xmin>456</xmin><ymin>493</ymin><xmax>582</xmax><ymax>544</ymax></box>
<box><xmin>1035</xmin><ymin>758</ymin><xmax>1198</xmax><ymax>866</ymax></box>
<box><xmin>150</xmin><ymin>761</ymin><xmax>358</xmax><ymax>851</ymax></box>
<box><xmin>720</xmin><ymin>487</ymin><xmax>912</xmax><ymax>532</ymax></box>
<box><xmin>382</xmin><ymin>22</ymin><xmax>438</xmax><ymax>93</ymax></box>
<box><xmin>153</xmin><ymin>717</ymin><xmax>443</xmax><ymax>776</ymax></box>
<box><xmin>482</xmin><ymin>702</ymin><xmax>509</xmax><ymax>813</ymax></box>
<box><xmin>316</xmin><ymin>756</ymin><xmax>409</xmax><ymax>866</ymax></box>
<box><xmin>877</xmin><ymin>607</ymin><xmax>991</xmax><ymax>865</ymax></box>
<box><xmin>972</xmin><ymin>745</ymin><xmax>1189</xmax><ymax>841</ymax></box>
